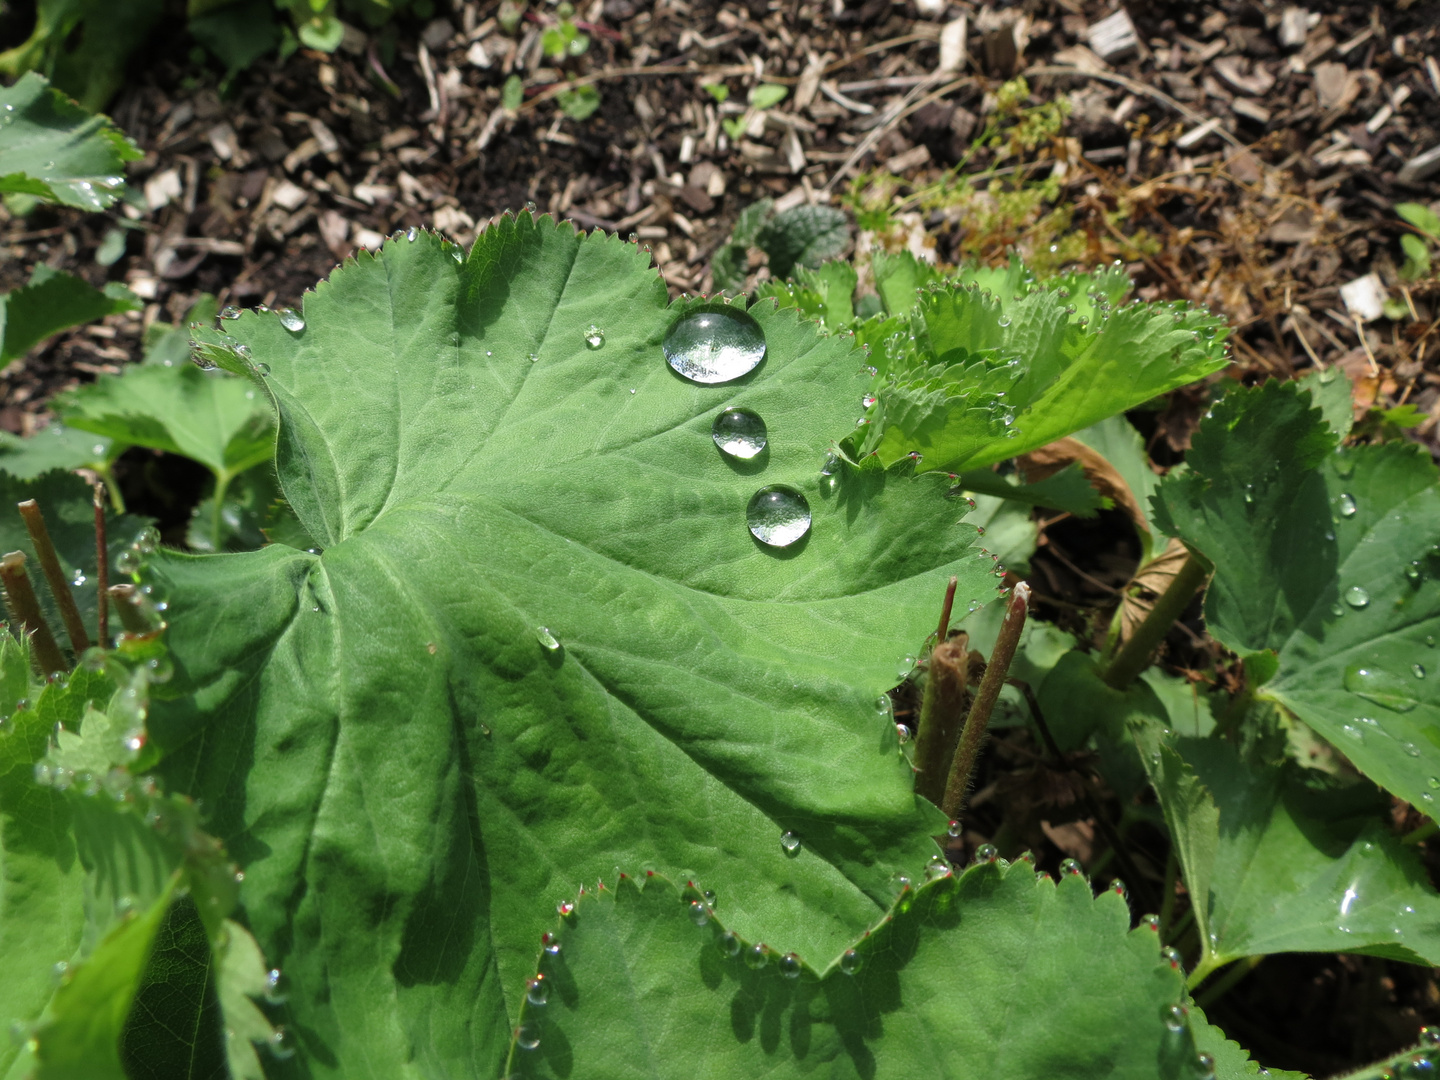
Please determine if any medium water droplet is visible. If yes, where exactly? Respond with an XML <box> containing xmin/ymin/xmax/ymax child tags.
<box><xmin>947</xmin><ymin>819</ymin><xmax>961</xmax><ymax>838</ymax></box>
<box><xmin>528</xmin><ymin>351</ymin><xmax>540</xmax><ymax>362</ymax></box>
<box><xmin>780</xmin><ymin>830</ymin><xmax>801</xmax><ymax>854</ymax></box>
<box><xmin>840</xmin><ymin>949</ymin><xmax>863</xmax><ymax>975</ymax></box>
<box><xmin>875</xmin><ymin>694</ymin><xmax>893</xmax><ymax>717</ymax></box>
<box><xmin>895</xmin><ymin>723</ymin><xmax>911</xmax><ymax>744</ymax></box>
<box><xmin>688</xmin><ymin>900</ymin><xmax>710</xmax><ymax>926</ymax></box>
<box><xmin>1161</xmin><ymin>946</ymin><xmax>1183</xmax><ymax>970</ymax></box>
<box><xmin>1344</xmin><ymin>664</ymin><xmax>1419</xmax><ymax>712</ymax></box>
<box><xmin>1140</xmin><ymin>914</ymin><xmax>1160</xmax><ymax>931</ymax></box>
<box><xmin>584</xmin><ymin>324</ymin><xmax>604</xmax><ymax>349</ymax></box>
<box><xmin>526</xmin><ymin>975</ymin><xmax>548</xmax><ymax>1006</ymax></box>
<box><xmin>925</xmin><ymin>857</ymin><xmax>951</xmax><ymax>881</ymax></box>
<box><xmin>744</xmin><ymin>944</ymin><xmax>769</xmax><ymax>969</ymax></box>
<box><xmin>541</xmin><ymin>932</ymin><xmax>561</xmax><ymax>955</ymax></box>
<box><xmin>779</xmin><ymin>953</ymin><xmax>802</xmax><ymax>978</ymax></box>
<box><xmin>1344</xmin><ymin>585</ymin><xmax>1370</xmax><ymax>609</ymax></box>
<box><xmin>719</xmin><ymin>931</ymin><xmax>741</xmax><ymax>957</ymax></box>
<box><xmin>1407</xmin><ymin>561</ymin><xmax>1424</xmax><ymax>583</ymax></box>
<box><xmin>1196</xmin><ymin>1052</ymin><xmax>1216</xmax><ymax>1080</ymax></box>
<box><xmin>278</xmin><ymin>308</ymin><xmax>305</xmax><ymax>332</ymax></box>
<box><xmin>536</xmin><ymin>626</ymin><xmax>560</xmax><ymax>650</ymax></box>
<box><xmin>515</xmin><ymin>1025</ymin><xmax>540</xmax><ymax>1051</ymax></box>
<box><xmin>1415</xmin><ymin>664</ymin><xmax>1427</xmax><ymax>679</ymax></box>
<box><xmin>255</xmin><ymin>362</ymin><xmax>271</xmax><ymax>376</ymax></box>
<box><xmin>897</xmin><ymin>656</ymin><xmax>917</xmax><ymax>680</ymax></box>
<box><xmin>974</xmin><ymin>843</ymin><xmax>998</xmax><ymax>864</ymax></box>
<box><xmin>711</xmin><ymin>408</ymin><xmax>767</xmax><ymax>459</ymax></box>
<box><xmin>1059</xmin><ymin>858</ymin><xmax>1084</xmax><ymax>877</ymax></box>
<box><xmin>663</xmin><ymin>307</ymin><xmax>767</xmax><ymax>384</ymax></box>
<box><xmin>1337</xmin><ymin>492</ymin><xmax>1357</xmax><ymax>517</ymax></box>
<box><xmin>998</xmin><ymin>315</ymin><xmax>1012</xmax><ymax>327</ymax></box>
<box><xmin>862</xmin><ymin>394</ymin><xmax>877</xmax><ymax>408</ymax></box>
<box><xmin>1165</xmin><ymin>1004</ymin><xmax>1188</xmax><ymax>1033</ymax></box>
<box><xmin>746</xmin><ymin>486</ymin><xmax>810</xmax><ymax>547</ymax></box>
<box><xmin>267</xmin><ymin>1027</ymin><xmax>297</xmax><ymax>1060</ymax></box>
<box><xmin>220</xmin><ymin>306</ymin><xmax>241</xmax><ymax>320</ymax></box>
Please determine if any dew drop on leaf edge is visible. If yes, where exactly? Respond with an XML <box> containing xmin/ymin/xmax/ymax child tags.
<box><xmin>839</xmin><ymin>948</ymin><xmax>863</xmax><ymax>976</ymax></box>
<box><xmin>747</xmin><ymin>486</ymin><xmax>810</xmax><ymax>547</ymax></box>
<box><xmin>711</xmin><ymin>407</ymin><xmax>767</xmax><ymax>459</ymax></box>
<box><xmin>535</xmin><ymin>626</ymin><xmax>560</xmax><ymax>651</ymax></box>
<box><xmin>663</xmin><ymin>306</ymin><xmax>767</xmax><ymax>384</ymax></box>
<box><xmin>780</xmin><ymin>830</ymin><xmax>801</xmax><ymax>854</ymax></box>
<box><xmin>278</xmin><ymin>308</ymin><xmax>305</xmax><ymax>332</ymax></box>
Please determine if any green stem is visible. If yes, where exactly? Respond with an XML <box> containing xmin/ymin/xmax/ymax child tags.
<box><xmin>1159</xmin><ymin>848</ymin><xmax>1178</xmax><ymax>938</ymax></box>
<box><xmin>210</xmin><ymin>470</ymin><xmax>232</xmax><ymax>554</ymax></box>
<box><xmin>94</xmin><ymin>483</ymin><xmax>108</xmax><ymax>647</ymax></box>
<box><xmin>1403</xmin><ymin>820</ymin><xmax>1438</xmax><ymax>845</ymax></box>
<box><xmin>1192</xmin><ymin>955</ymin><xmax>1261</xmax><ymax>1003</ymax></box>
<box><xmin>914</xmin><ymin>637</ymin><xmax>970</xmax><ymax>807</ymax></box>
<box><xmin>1102</xmin><ymin>552</ymin><xmax>1210</xmax><ymax>690</ymax></box>
<box><xmin>97</xmin><ymin>466</ymin><xmax>125</xmax><ymax>515</ymax></box>
<box><xmin>942</xmin><ymin>583</ymin><xmax>1030</xmax><ymax>821</ymax></box>
<box><xmin>17</xmin><ymin>499</ymin><xmax>91</xmax><ymax>653</ymax></box>
<box><xmin>0</xmin><ymin>551</ymin><xmax>66</xmax><ymax>676</ymax></box>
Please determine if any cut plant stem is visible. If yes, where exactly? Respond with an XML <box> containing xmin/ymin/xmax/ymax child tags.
<box><xmin>913</xmin><ymin>636</ymin><xmax>969</xmax><ymax>807</ymax></box>
<box><xmin>17</xmin><ymin>499</ymin><xmax>90</xmax><ymax>653</ymax></box>
<box><xmin>94</xmin><ymin>483</ymin><xmax>108</xmax><ymax>646</ymax></box>
<box><xmin>0</xmin><ymin>551</ymin><xmax>66</xmax><ymax>676</ymax></box>
<box><xmin>1102</xmin><ymin>551</ymin><xmax>1210</xmax><ymax>690</ymax></box>
<box><xmin>108</xmin><ymin>584</ymin><xmax>152</xmax><ymax>636</ymax></box>
<box><xmin>936</xmin><ymin>575</ymin><xmax>957</xmax><ymax>643</ymax></box>
<box><xmin>942</xmin><ymin>582</ymin><xmax>1029</xmax><ymax>821</ymax></box>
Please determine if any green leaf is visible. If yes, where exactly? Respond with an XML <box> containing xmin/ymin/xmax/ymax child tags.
<box><xmin>187</xmin><ymin>462</ymin><xmax>279</xmax><ymax>553</ymax></box>
<box><xmin>556</xmin><ymin>84</ymin><xmax>600</xmax><ymax>121</ymax></box>
<box><xmin>296</xmin><ymin>13</ymin><xmax>344</xmax><ymax>50</ymax></box>
<box><xmin>1154</xmin><ymin>380</ymin><xmax>1440</xmax><ymax>813</ymax></box>
<box><xmin>860</xmin><ymin>285</ymin><xmax>1228</xmax><ymax>474</ymax></box>
<box><xmin>702</xmin><ymin>83</ymin><xmax>729</xmax><ymax>104</ymax></box>
<box><xmin>188</xmin><ymin>0</ymin><xmax>281</xmax><ymax>74</ymax></box>
<box><xmin>1074</xmin><ymin>414</ymin><xmax>1169</xmax><ymax>551</ymax></box>
<box><xmin>955</xmin><ymin>462</ymin><xmax>1107</xmax><ymax>517</ymax></box>
<box><xmin>871</xmin><ymin>250</ymin><xmax>941</xmax><ymax>316</ymax></box>
<box><xmin>0</xmin><ymin>72</ymin><xmax>139</xmax><ymax>208</ymax></box>
<box><xmin>1138</xmin><ymin>728</ymin><xmax>1440</xmax><ymax>985</ymax></box>
<box><xmin>1295</xmin><ymin>368</ymin><xmax>1353</xmax><ymax>439</ymax></box>
<box><xmin>502</xmin><ymin>74</ymin><xmax>524</xmax><ymax>112</ymax></box>
<box><xmin>1397</xmin><ymin>201</ymin><xmax>1440</xmax><ymax>242</ymax></box>
<box><xmin>145</xmin><ymin>218</ymin><xmax>1006</xmax><ymax>1077</ymax></box>
<box><xmin>728</xmin><ymin>197</ymin><xmax>773</xmax><ymax>247</ymax></box>
<box><xmin>748</xmin><ymin>83</ymin><xmax>787</xmax><ymax>110</ymax></box>
<box><xmin>0</xmin><ymin>265</ymin><xmax>139</xmax><ymax>363</ymax></box>
<box><xmin>58</xmin><ymin>362</ymin><xmax>275</xmax><ymax>482</ymax></box>
<box><xmin>755</xmin><ymin>204</ymin><xmax>850</xmax><ymax>280</ymax></box>
<box><xmin>0</xmin><ymin>423</ymin><xmax>118</xmax><ymax>480</ymax></box>
<box><xmin>755</xmin><ymin>260</ymin><xmax>856</xmax><ymax>328</ymax></box>
<box><xmin>497</xmin><ymin>867</ymin><xmax>1218</xmax><ymax>1080</ymax></box>
<box><xmin>1400</xmin><ymin>234</ymin><xmax>1432</xmax><ymax>281</ymax></box>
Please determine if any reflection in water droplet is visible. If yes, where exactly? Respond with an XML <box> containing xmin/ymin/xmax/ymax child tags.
<box><xmin>1415</xmin><ymin>664</ymin><xmax>1427</xmax><ymax>679</ymax></box>
<box><xmin>663</xmin><ymin>307</ymin><xmax>767</xmax><ymax>384</ymax></box>
<box><xmin>1165</xmin><ymin>1004</ymin><xmax>1188</xmax><ymax>1033</ymax></box>
<box><xmin>779</xmin><ymin>953</ymin><xmax>802</xmax><ymax>978</ymax></box>
<box><xmin>719</xmin><ymin>931</ymin><xmax>741</xmax><ymax>957</ymax></box>
<box><xmin>535</xmin><ymin>626</ymin><xmax>560</xmax><ymax>650</ymax></box>
<box><xmin>711</xmin><ymin>408</ymin><xmax>767</xmax><ymax>459</ymax></box>
<box><xmin>1337</xmin><ymin>492</ymin><xmax>1357</xmax><ymax>517</ymax></box>
<box><xmin>744</xmin><ymin>944</ymin><xmax>768</xmax><ymax>969</ymax></box>
<box><xmin>526</xmin><ymin>976</ymin><xmax>548</xmax><ymax>1006</ymax></box>
<box><xmin>875</xmin><ymin>694</ymin><xmax>893</xmax><ymax>717</ymax></box>
<box><xmin>780</xmin><ymin>830</ymin><xmax>801</xmax><ymax>854</ymax></box>
<box><xmin>974</xmin><ymin>843</ymin><xmax>998</xmax><ymax>864</ymax></box>
<box><xmin>278</xmin><ymin>308</ymin><xmax>305</xmax><ymax>332</ymax></box>
<box><xmin>1196</xmin><ymin>1052</ymin><xmax>1216</xmax><ymax>1080</ymax></box>
<box><xmin>1344</xmin><ymin>664</ymin><xmax>1419</xmax><ymax>712</ymax></box>
<box><xmin>925</xmin><ymin>857</ymin><xmax>951</xmax><ymax>881</ymax></box>
<box><xmin>1059</xmin><ymin>858</ymin><xmax>1084</xmax><ymax>877</ymax></box>
<box><xmin>897</xmin><ymin>656</ymin><xmax>917</xmax><ymax>680</ymax></box>
<box><xmin>947</xmin><ymin>819</ymin><xmax>962</xmax><ymax>839</ymax></box>
<box><xmin>584</xmin><ymin>324</ymin><xmax>604</xmax><ymax>349</ymax></box>
<box><xmin>895</xmin><ymin>723</ymin><xmax>911</xmax><ymax>745</ymax></box>
<box><xmin>840</xmin><ymin>949</ymin><xmax>863</xmax><ymax>975</ymax></box>
<box><xmin>515</xmin><ymin>1025</ymin><xmax>540</xmax><ymax>1051</ymax></box>
<box><xmin>1344</xmin><ymin>585</ymin><xmax>1370</xmax><ymax>609</ymax></box>
<box><xmin>688</xmin><ymin>900</ymin><xmax>710</xmax><ymax>926</ymax></box>
<box><xmin>747</xmin><ymin>486</ymin><xmax>811</xmax><ymax>547</ymax></box>
<box><xmin>220</xmin><ymin>306</ymin><xmax>241</xmax><ymax>320</ymax></box>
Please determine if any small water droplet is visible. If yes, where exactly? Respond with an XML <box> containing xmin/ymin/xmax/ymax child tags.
<box><xmin>220</xmin><ymin>306</ymin><xmax>241</xmax><ymax>320</ymax></box>
<box><xmin>278</xmin><ymin>308</ymin><xmax>305</xmax><ymax>332</ymax></box>
<box><xmin>1165</xmin><ymin>1004</ymin><xmax>1188</xmax><ymax>1033</ymax></box>
<box><xmin>746</xmin><ymin>486</ymin><xmax>811</xmax><ymax>547</ymax></box>
<box><xmin>711</xmin><ymin>408</ymin><xmax>767</xmax><ymax>459</ymax></box>
<box><xmin>1344</xmin><ymin>585</ymin><xmax>1370</xmax><ymax>609</ymax></box>
<box><xmin>663</xmin><ymin>307</ymin><xmax>767</xmax><ymax>384</ymax></box>
<box><xmin>1196</xmin><ymin>1052</ymin><xmax>1216</xmax><ymax>1080</ymax></box>
<box><xmin>779</xmin><ymin>953</ymin><xmax>802</xmax><ymax>978</ymax></box>
<box><xmin>1140</xmin><ymin>914</ymin><xmax>1160</xmax><ymax>931</ymax></box>
<box><xmin>557</xmin><ymin>900</ymin><xmax>575</xmax><ymax>917</ymax></box>
<box><xmin>875</xmin><ymin>694</ymin><xmax>893</xmax><ymax>717</ymax></box>
<box><xmin>584</xmin><ymin>324</ymin><xmax>605</xmax><ymax>349</ymax></box>
<box><xmin>780</xmin><ymin>830</ymin><xmax>801</xmax><ymax>854</ymax></box>
<box><xmin>541</xmin><ymin>932</ymin><xmax>561</xmax><ymax>955</ymax></box>
<box><xmin>974</xmin><ymin>843</ymin><xmax>998</xmax><ymax>864</ymax></box>
<box><xmin>267</xmin><ymin>1027</ymin><xmax>297</xmax><ymax>1060</ymax></box>
<box><xmin>719</xmin><ymin>931</ymin><xmax>741</xmax><ymax>957</ymax></box>
<box><xmin>947</xmin><ymin>819</ymin><xmax>961</xmax><ymax>838</ymax></box>
<box><xmin>535</xmin><ymin>626</ymin><xmax>560</xmax><ymax>650</ymax></box>
<box><xmin>744</xmin><ymin>944</ymin><xmax>769</xmax><ymax>969</ymax></box>
<box><xmin>406</xmin><ymin>226</ymin><xmax>418</xmax><ymax>242</ymax></box>
<box><xmin>1110</xmin><ymin>879</ymin><xmax>1129</xmax><ymax>901</ymax></box>
<box><xmin>1407</xmin><ymin>561</ymin><xmax>1424</xmax><ymax>583</ymax></box>
<box><xmin>897</xmin><ymin>656</ymin><xmax>917</xmax><ymax>680</ymax></box>
<box><xmin>116</xmin><ymin>550</ymin><xmax>141</xmax><ymax>575</ymax></box>
<box><xmin>1059</xmin><ymin>858</ymin><xmax>1084</xmax><ymax>877</ymax></box>
<box><xmin>895</xmin><ymin>723</ymin><xmax>911</xmax><ymax>744</ymax></box>
<box><xmin>1337</xmin><ymin>492</ymin><xmax>1358</xmax><ymax>517</ymax></box>
<box><xmin>526</xmin><ymin>975</ymin><xmax>548</xmax><ymax>1006</ymax></box>
<box><xmin>862</xmin><ymin>394</ymin><xmax>877</xmax><ymax>408</ymax></box>
<box><xmin>1344</xmin><ymin>664</ymin><xmax>1418</xmax><ymax>712</ymax></box>
<box><xmin>1415</xmin><ymin>664</ymin><xmax>1427</xmax><ymax>679</ymax></box>
<box><xmin>925</xmin><ymin>857</ymin><xmax>951</xmax><ymax>881</ymax></box>
<box><xmin>515</xmin><ymin>1025</ymin><xmax>540</xmax><ymax>1051</ymax></box>
<box><xmin>839</xmin><ymin>948</ymin><xmax>863</xmax><ymax>975</ymax></box>
<box><xmin>528</xmin><ymin>351</ymin><xmax>540</xmax><ymax>363</ymax></box>
<box><xmin>688</xmin><ymin>900</ymin><xmax>711</xmax><ymax>926</ymax></box>
<box><xmin>255</xmin><ymin>362</ymin><xmax>272</xmax><ymax>376</ymax></box>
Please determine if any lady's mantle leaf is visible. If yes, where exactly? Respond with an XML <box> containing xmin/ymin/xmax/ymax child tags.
<box><xmin>151</xmin><ymin>216</ymin><xmax>1001</xmax><ymax>1078</ymax></box>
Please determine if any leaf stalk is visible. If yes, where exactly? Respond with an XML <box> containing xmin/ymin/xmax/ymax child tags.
<box><xmin>1102</xmin><ymin>552</ymin><xmax>1209</xmax><ymax>690</ymax></box>
<box><xmin>0</xmin><ymin>551</ymin><xmax>66</xmax><ymax>675</ymax></box>
<box><xmin>17</xmin><ymin>499</ymin><xmax>90</xmax><ymax>652</ymax></box>
<box><xmin>942</xmin><ymin>582</ymin><xmax>1030</xmax><ymax>821</ymax></box>
<box><xmin>94</xmin><ymin>483</ymin><xmax>108</xmax><ymax>646</ymax></box>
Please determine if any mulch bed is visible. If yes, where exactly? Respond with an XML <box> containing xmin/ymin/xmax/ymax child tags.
<box><xmin>3</xmin><ymin>0</ymin><xmax>1440</xmax><ymax>1073</ymax></box>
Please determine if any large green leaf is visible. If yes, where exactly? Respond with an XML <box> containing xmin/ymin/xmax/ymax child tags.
<box><xmin>58</xmin><ymin>363</ymin><xmax>275</xmax><ymax>482</ymax></box>
<box><xmin>0</xmin><ymin>72</ymin><xmax>138</xmax><ymax>208</ymax></box>
<box><xmin>1155</xmin><ymin>381</ymin><xmax>1440</xmax><ymax>813</ymax></box>
<box><xmin>0</xmin><ymin>265</ymin><xmax>138</xmax><ymax>363</ymax></box>
<box><xmin>1135</xmin><ymin>725</ymin><xmax>1440</xmax><ymax>989</ymax></box>
<box><xmin>857</xmin><ymin>284</ymin><xmax>1228</xmax><ymax>475</ymax></box>
<box><xmin>144</xmin><ymin>217</ymin><xmax>1005</xmax><ymax>1078</ymax></box>
<box><xmin>496</xmin><ymin>865</ymin><xmax>1245</xmax><ymax>1080</ymax></box>
<box><xmin>0</xmin><ymin>423</ymin><xmax>118</xmax><ymax>481</ymax></box>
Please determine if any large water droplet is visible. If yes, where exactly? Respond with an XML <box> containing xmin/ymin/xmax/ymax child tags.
<box><xmin>839</xmin><ymin>948</ymin><xmax>863</xmax><ymax>975</ymax></box>
<box><xmin>1344</xmin><ymin>664</ymin><xmax>1419</xmax><ymax>712</ymax></box>
<box><xmin>1344</xmin><ymin>585</ymin><xmax>1370</xmax><ymax>609</ymax></box>
<box><xmin>1337</xmin><ymin>492</ymin><xmax>1357</xmax><ymax>517</ymax></box>
<box><xmin>711</xmin><ymin>408</ymin><xmax>767</xmax><ymax>459</ymax></box>
<box><xmin>780</xmin><ymin>830</ymin><xmax>802</xmax><ymax>854</ymax></box>
<box><xmin>278</xmin><ymin>308</ymin><xmax>305</xmax><ymax>332</ymax></box>
<box><xmin>584</xmin><ymin>324</ymin><xmax>604</xmax><ymax>349</ymax></box>
<box><xmin>747</xmin><ymin>486</ymin><xmax>810</xmax><ymax>547</ymax></box>
<box><xmin>663</xmin><ymin>307</ymin><xmax>767</xmax><ymax>384</ymax></box>
<box><xmin>536</xmin><ymin>626</ymin><xmax>560</xmax><ymax>650</ymax></box>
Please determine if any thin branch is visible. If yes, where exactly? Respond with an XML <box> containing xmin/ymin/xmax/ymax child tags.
<box><xmin>914</xmin><ymin>636</ymin><xmax>969</xmax><ymax>807</ymax></box>
<box><xmin>0</xmin><ymin>552</ymin><xmax>66</xmax><ymax>676</ymax></box>
<box><xmin>17</xmin><ymin>500</ymin><xmax>90</xmax><ymax>653</ymax></box>
<box><xmin>942</xmin><ymin>583</ymin><xmax>1030</xmax><ymax>820</ymax></box>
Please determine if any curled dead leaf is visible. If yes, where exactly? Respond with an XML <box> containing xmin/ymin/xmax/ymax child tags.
<box><xmin>1018</xmin><ymin>437</ymin><xmax>1144</xmax><ymax>529</ymax></box>
<box><xmin>1120</xmin><ymin>536</ymin><xmax>1190</xmax><ymax>646</ymax></box>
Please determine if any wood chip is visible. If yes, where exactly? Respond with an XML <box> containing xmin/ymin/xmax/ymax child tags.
<box><xmin>1398</xmin><ymin>145</ymin><xmax>1440</xmax><ymax>185</ymax></box>
<box><xmin>938</xmin><ymin>15</ymin><xmax>968</xmax><ymax>74</ymax></box>
<box><xmin>1087</xmin><ymin>9</ymin><xmax>1138</xmax><ymax>62</ymax></box>
<box><xmin>1311</xmin><ymin>61</ymin><xmax>1359</xmax><ymax>112</ymax></box>
<box><xmin>1339</xmin><ymin>273</ymin><xmax>1385</xmax><ymax>323</ymax></box>
<box><xmin>1176</xmin><ymin>117</ymin><xmax>1223</xmax><ymax>149</ymax></box>
<box><xmin>318</xmin><ymin>210</ymin><xmax>351</xmax><ymax>259</ymax></box>
<box><xmin>819</xmin><ymin>80</ymin><xmax>875</xmax><ymax>115</ymax></box>
<box><xmin>1278</xmin><ymin>7</ymin><xmax>1313</xmax><ymax>50</ymax></box>
<box><xmin>795</xmin><ymin>52</ymin><xmax>826</xmax><ymax>110</ymax></box>
<box><xmin>885</xmin><ymin>144</ymin><xmax>931</xmax><ymax>173</ymax></box>
<box><xmin>144</xmin><ymin>169</ymin><xmax>182</xmax><ymax>211</ymax></box>
<box><xmin>270</xmin><ymin>179</ymin><xmax>308</xmax><ymax>212</ymax></box>
<box><xmin>1212</xmin><ymin>56</ymin><xmax>1275</xmax><ymax>97</ymax></box>
<box><xmin>1230</xmin><ymin>98</ymin><xmax>1271</xmax><ymax>124</ymax></box>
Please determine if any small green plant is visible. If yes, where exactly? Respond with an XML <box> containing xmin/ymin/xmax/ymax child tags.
<box><xmin>719</xmin><ymin>82</ymin><xmax>789</xmax><ymax>142</ymax></box>
<box><xmin>712</xmin><ymin>198</ymin><xmax>850</xmax><ymax>292</ymax></box>
<box><xmin>3</xmin><ymin>212</ymin><xmax>1440</xmax><ymax>1080</ymax></box>
<box><xmin>541</xmin><ymin>4</ymin><xmax>590</xmax><ymax>59</ymax></box>
<box><xmin>1397</xmin><ymin>201</ymin><xmax>1440</xmax><ymax>281</ymax></box>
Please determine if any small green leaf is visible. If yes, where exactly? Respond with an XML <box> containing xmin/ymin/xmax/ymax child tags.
<box><xmin>502</xmin><ymin>74</ymin><xmax>524</xmax><ymax>112</ymax></box>
<box><xmin>755</xmin><ymin>204</ymin><xmax>849</xmax><ymax>279</ymax></box>
<box><xmin>872</xmin><ymin>249</ymin><xmax>941</xmax><ymax>315</ymax></box>
<box><xmin>556</xmin><ymin>83</ymin><xmax>600</xmax><ymax>121</ymax></box>
<box><xmin>497</xmin><ymin>868</ymin><xmax>1224</xmax><ymax>1080</ymax></box>
<box><xmin>0</xmin><ymin>423</ymin><xmax>118</xmax><ymax>480</ymax></box>
<box><xmin>1294</xmin><ymin>368</ymin><xmax>1354</xmax><ymax>439</ymax></box>
<box><xmin>1397</xmin><ymin>202</ymin><xmax>1440</xmax><ymax>242</ymax></box>
<box><xmin>720</xmin><ymin>115</ymin><xmax>747</xmax><ymax>141</ymax></box>
<box><xmin>756</xmin><ymin>260</ymin><xmax>856</xmax><ymax>327</ymax></box>
<box><xmin>702</xmin><ymin>82</ymin><xmax>729</xmax><ymax>103</ymax></box>
<box><xmin>296</xmin><ymin>13</ymin><xmax>344</xmax><ymax>51</ymax></box>
<box><xmin>748</xmin><ymin>83</ymin><xmax>787</xmax><ymax>110</ymax></box>
<box><xmin>955</xmin><ymin>462</ymin><xmax>1108</xmax><ymax>517</ymax></box>
<box><xmin>1400</xmin><ymin>234</ymin><xmax>1432</xmax><ymax>281</ymax></box>
<box><xmin>0</xmin><ymin>74</ymin><xmax>139</xmax><ymax>208</ymax></box>
<box><xmin>0</xmin><ymin>265</ymin><xmax>139</xmax><ymax>362</ymax></box>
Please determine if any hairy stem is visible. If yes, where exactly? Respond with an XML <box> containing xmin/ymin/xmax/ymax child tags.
<box><xmin>0</xmin><ymin>552</ymin><xmax>66</xmax><ymax>675</ymax></box>
<box><xmin>935</xmin><ymin>575</ymin><xmax>957</xmax><ymax>644</ymax></box>
<box><xmin>94</xmin><ymin>483</ymin><xmax>109</xmax><ymax>647</ymax></box>
<box><xmin>1102</xmin><ymin>552</ymin><xmax>1209</xmax><ymax>690</ymax></box>
<box><xmin>942</xmin><ymin>582</ymin><xmax>1030</xmax><ymax>821</ymax></box>
<box><xmin>108</xmin><ymin>584</ymin><xmax>152</xmax><ymax>636</ymax></box>
<box><xmin>913</xmin><ymin>637</ymin><xmax>970</xmax><ymax>807</ymax></box>
<box><xmin>18</xmin><ymin>499</ymin><xmax>90</xmax><ymax>653</ymax></box>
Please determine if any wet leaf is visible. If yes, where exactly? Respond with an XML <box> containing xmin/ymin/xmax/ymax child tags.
<box><xmin>0</xmin><ymin>265</ymin><xmax>139</xmax><ymax>363</ymax></box>
<box><xmin>0</xmin><ymin>72</ymin><xmax>139</xmax><ymax>209</ymax></box>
